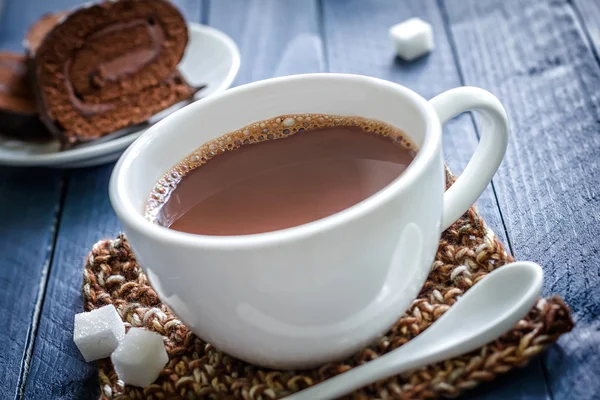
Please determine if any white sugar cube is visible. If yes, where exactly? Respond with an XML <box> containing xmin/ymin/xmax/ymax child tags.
<box><xmin>389</xmin><ymin>18</ymin><xmax>434</xmax><ymax>61</ymax></box>
<box><xmin>73</xmin><ymin>304</ymin><xmax>125</xmax><ymax>362</ymax></box>
<box><xmin>111</xmin><ymin>328</ymin><xmax>168</xmax><ymax>387</ymax></box>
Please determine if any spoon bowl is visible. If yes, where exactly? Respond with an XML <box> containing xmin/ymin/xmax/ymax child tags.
<box><xmin>285</xmin><ymin>261</ymin><xmax>543</xmax><ymax>400</ymax></box>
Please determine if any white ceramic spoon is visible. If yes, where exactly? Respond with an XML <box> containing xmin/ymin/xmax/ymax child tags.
<box><xmin>285</xmin><ymin>261</ymin><xmax>543</xmax><ymax>400</ymax></box>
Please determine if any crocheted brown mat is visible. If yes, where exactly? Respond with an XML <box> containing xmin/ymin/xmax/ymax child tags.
<box><xmin>82</xmin><ymin>172</ymin><xmax>574</xmax><ymax>400</ymax></box>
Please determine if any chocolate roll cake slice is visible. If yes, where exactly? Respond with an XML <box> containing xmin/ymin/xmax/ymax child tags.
<box><xmin>33</xmin><ymin>0</ymin><xmax>199</xmax><ymax>145</ymax></box>
<box><xmin>0</xmin><ymin>52</ymin><xmax>49</xmax><ymax>140</ymax></box>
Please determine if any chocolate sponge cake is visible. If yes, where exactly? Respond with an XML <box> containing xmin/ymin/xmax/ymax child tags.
<box><xmin>0</xmin><ymin>52</ymin><xmax>49</xmax><ymax>140</ymax></box>
<box><xmin>33</xmin><ymin>0</ymin><xmax>199</xmax><ymax>145</ymax></box>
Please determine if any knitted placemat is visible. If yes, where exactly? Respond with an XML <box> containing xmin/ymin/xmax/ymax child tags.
<box><xmin>82</xmin><ymin>172</ymin><xmax>574</xmax><ymax>400</ymax></box>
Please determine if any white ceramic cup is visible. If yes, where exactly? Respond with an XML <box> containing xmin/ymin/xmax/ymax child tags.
<box><xmin>109</xmin><ymin>73</ymin><xmax>508</xmax><ymax>369</ymax></box>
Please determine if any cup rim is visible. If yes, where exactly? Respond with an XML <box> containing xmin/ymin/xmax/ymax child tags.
<box><xmin>109</xmin><ymin>73</ymin><xmax>441</xmax><ymax>249</ymax></box>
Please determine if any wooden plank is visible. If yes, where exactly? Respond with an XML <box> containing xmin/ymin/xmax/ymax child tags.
<box><xmin>442</xmin><ymin>0</ymin><xmax>600</xmax><ymax>398</ymax></box>
<box><xmin>573</xmin><ymin>0</ymin><xmax>600</xmax><ymax>59</ymax></box>
<box><xmin>321</xmin><ymin>1</ymin><xmax>549</xmax><ymax>399</ymax></box>
<box><xmin>0</xmin><ymin>0</ymin><xmax>78</xmax><ymax>397</ymax></box>
<box><xmin>208</xmin><ymin>0</ymin><xmax>322</xmax><ymax>85</ymax></box>
<box><xmin>19</xmin><ymin>2</ymin><xmax>203</xmax><ymax>399</ymax></box>
<box><xmin>21</xmin><ymin>165</ymin><xmax>119</xmax><ymax>399</ymax></box>
<box><xmin>0</xmin><ymin>168</ymin><xmax>63</xmax><ymax>399</ymax></box>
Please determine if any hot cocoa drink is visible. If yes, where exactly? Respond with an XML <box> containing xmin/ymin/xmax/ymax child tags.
<box><xmin>146</xmin><ymin>114</ymin><xmax>417</xmax><ymax>235</ymax></box>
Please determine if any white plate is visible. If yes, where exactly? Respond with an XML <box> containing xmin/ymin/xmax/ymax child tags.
<box><xmin>0</xmin><ymin>23</ymin><xmax>240</xmax><ymax>168</ymax></box>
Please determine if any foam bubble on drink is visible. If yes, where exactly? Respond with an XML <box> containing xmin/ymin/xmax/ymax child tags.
<box><xmin>110</xmin><ymin>327</ymin><xmax>168</xmax><ymax>387</ymax></box>
<box><xmin>73</xmin><ymin>304</ymin><xmax>125</xmax><ymax>362</ymax></box>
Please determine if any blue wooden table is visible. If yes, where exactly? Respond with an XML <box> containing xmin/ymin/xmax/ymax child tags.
<box><xmin>1</xmin><ymin>0</ymin><xmax>599</xmax><ymax>399</ymax></box>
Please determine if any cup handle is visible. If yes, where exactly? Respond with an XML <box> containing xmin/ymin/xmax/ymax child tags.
<box><xmin>429</xmin><ymin>87</ymin><xmax>509</xmax><ymax>232</ymax></box>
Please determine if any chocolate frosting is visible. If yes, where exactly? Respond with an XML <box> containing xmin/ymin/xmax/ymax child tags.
<box><xmin>64</xmin><ymin>59</ymin><xmax>114</xmax><ymax>117</ymax></box>
<box><xmin>65</xmin><ymin>18</ymin><xmax>165</xmax><ymax>117</ymax></box>
<box><xmin>85</xmin><ymin>19</ymin><xmax>165</xmax><ymax>83</ymax></box>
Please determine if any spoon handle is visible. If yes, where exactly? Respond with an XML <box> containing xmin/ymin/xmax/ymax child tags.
<box><xmin>285</xmin><ymin>316</ymin><xmax>520</xmax><ymax>400</ymax></box>
<box><xmin>284</xmin><ymin>336</ymin><xmax>450</xmax><ymax>400</ymax></box>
